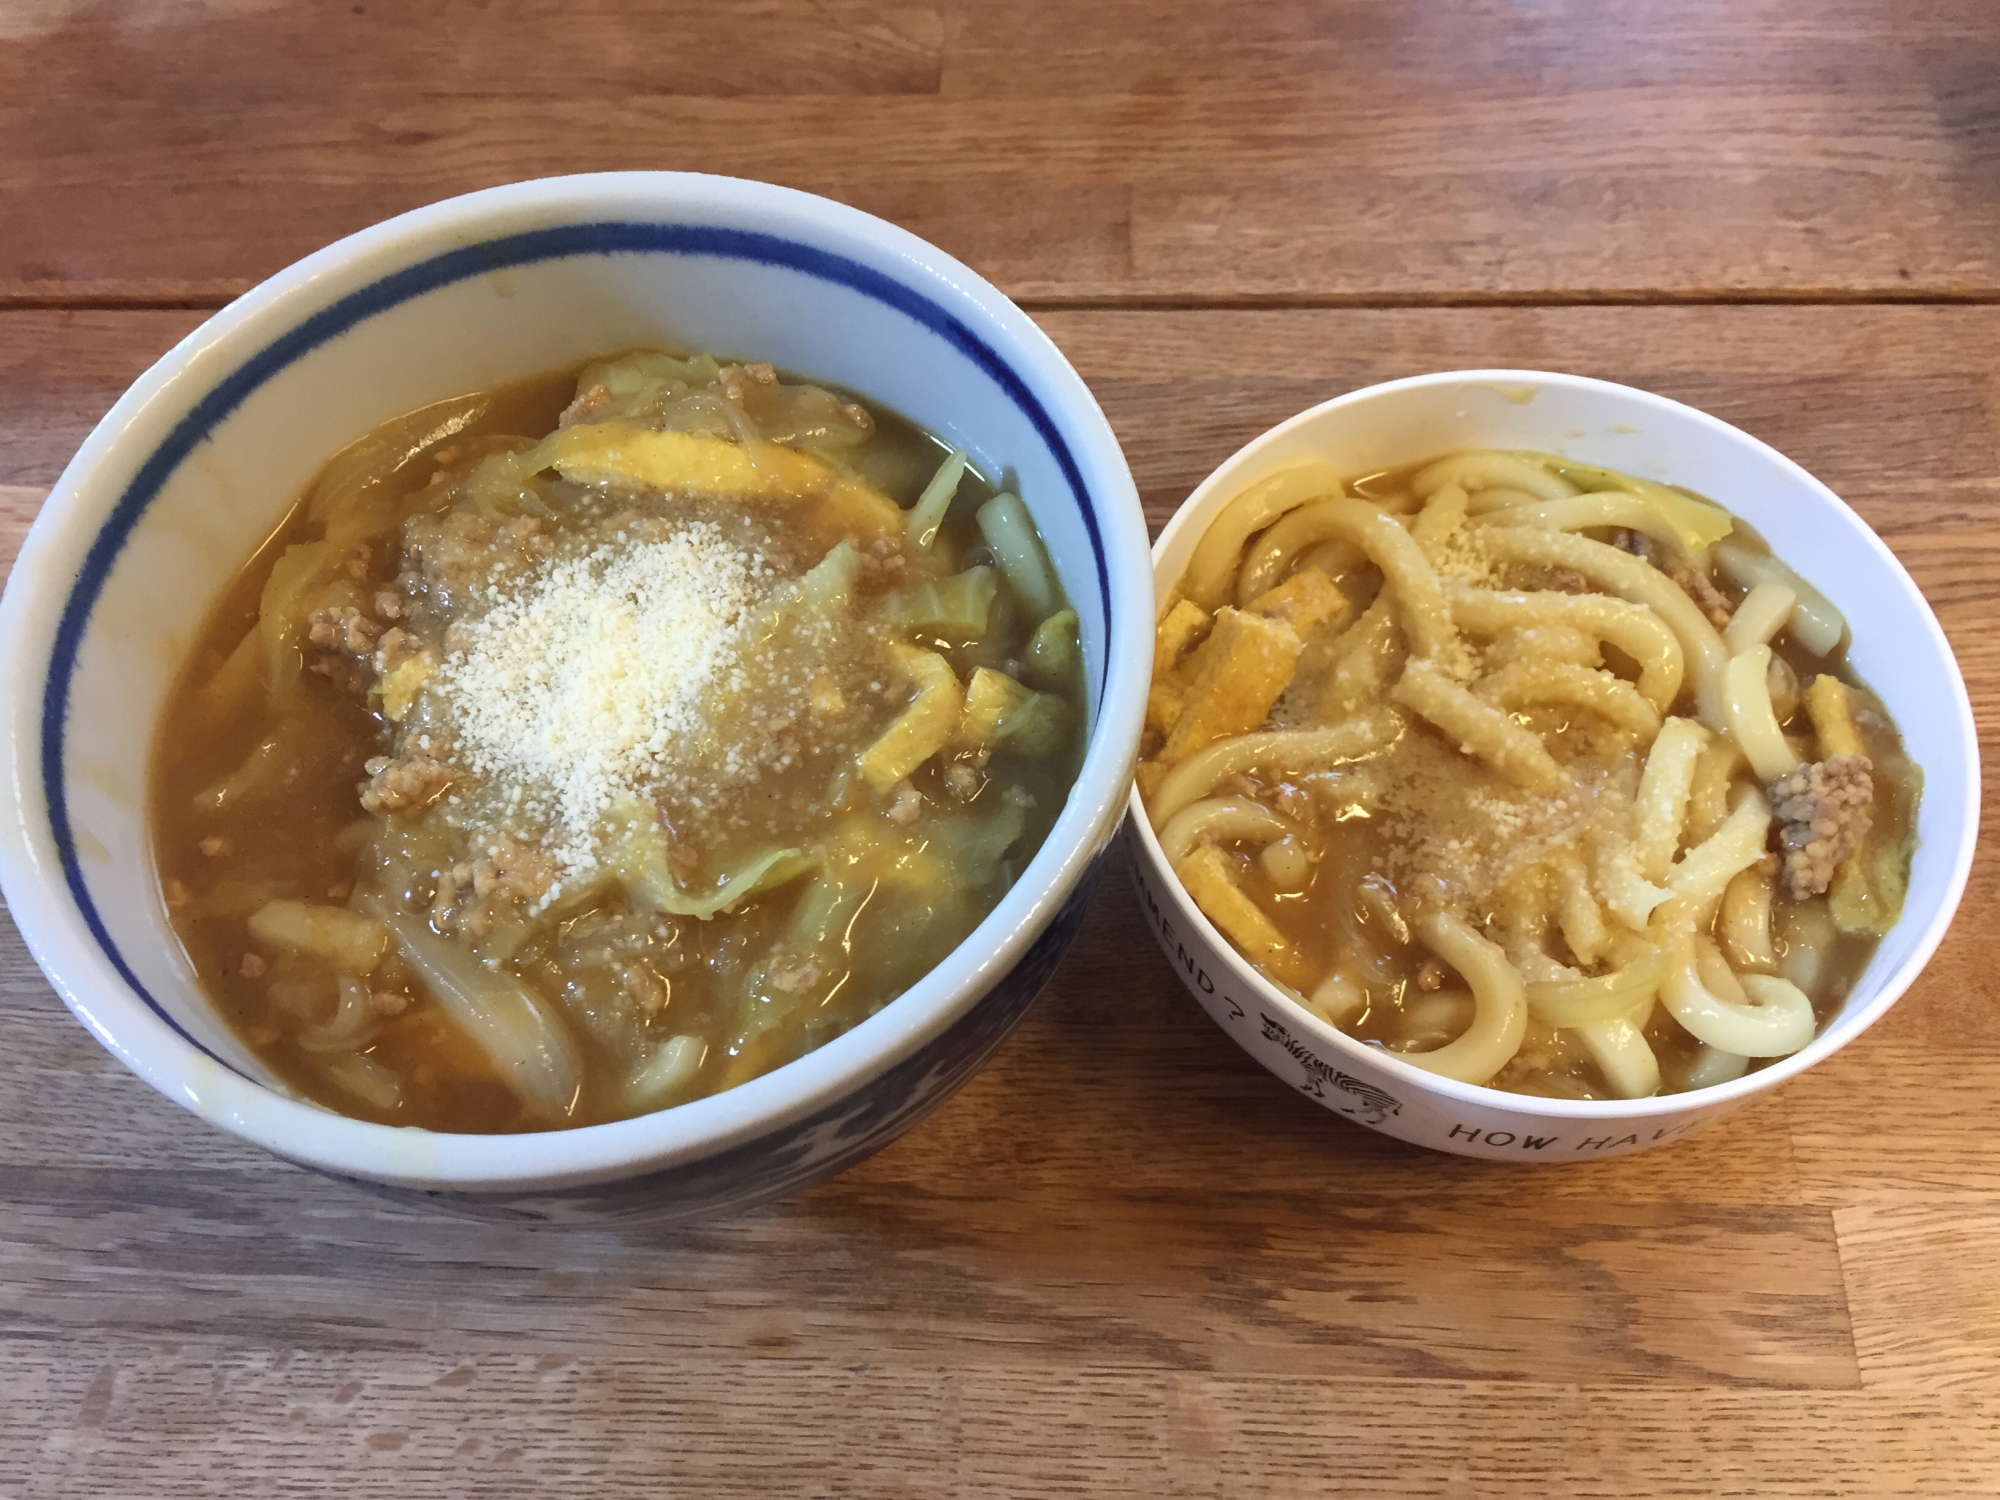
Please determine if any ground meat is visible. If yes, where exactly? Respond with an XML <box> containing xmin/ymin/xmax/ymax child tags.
<box><xmin>1768</xmin><ymin>753</ymin><xmax>1874</xmax><ymax>899</ymax></box>
<box><xmin>1616</xmin><ymin>531</ymin><xmax>1733</xmax><ymax>629</ymax></box>
<box><xmin>359</xmin><ymin>751</ymin><xmax>454</xmax><ymax>813</ymax></box>
<box><xmin>1665</xmin><ymin>553</ymin><xmax>1733</xmax><ymax>630</ymax></box>
<box><xmin>561</xmin><ymin>382</ymin><xmax>615</xmax><ymax>427</ymax></box>
<box><xmin>309</xmin><ymin>656</ymin><xmax>371</xmax><ymax>695</ymax></box>
<box><xmin>306</xmin><ymin>603</ymin><xmax>386</xmax><ymax>693</ymax></box>
<box><xmin>409</xmin><ymin>509</ymin><xmax>505</xmax><ymax>602</ymax></box>
<box><xmin>408</xmin><ymin>512</ymin><xmax>554</xmax><ymax>605</ymax></box>
<box><xmin>621</xmin><ymin>963</ymin><xmax>670</xmax><ymax>1017</ymax></box>
<box><xmin>861</xmin><ymin>534</ymin><xmax>907</xmax><ymax>566</ymax></box>
<box><xmin>427</xmin><ymin>840</ymin><xmax>562</xmax><ymax>940</ymax></box>
<box><xmin>369</xmin><ymin>989</ymin><xmax>412</xmax><ymax>1017</ymax></box>
<box><xmin>469</xmin><ymin>839</ymin><xmax>559</xmax><ymax>906</ymax></box>
<box><xmin>885</xmin><ymin>782</ymin><xmax>924</xmax><ymax>825</ymax></box>
<box><xmin>765</xmin><ymin>958</ymin><xmax>823</xmax><ymax>995</ymax></box>
<box><xmin>371</xmin><ymin>625</ymin><xmax>421</xmax><ymax>675</ymax></box>
<box><xmin>307</xmin><ymin>605</ymin><xmax>382</xmax><ymax>657</ymax></box>
<box><xmin>497</xmin><ymin>514</ymin><xmax>552</xmax><ymax>561</ymax></box>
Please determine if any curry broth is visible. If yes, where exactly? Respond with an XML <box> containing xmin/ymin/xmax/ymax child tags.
<box><xmin>152</xmin><ymin>357</ymin><xmax>1084</xmax><ymax>1132</ymax></box>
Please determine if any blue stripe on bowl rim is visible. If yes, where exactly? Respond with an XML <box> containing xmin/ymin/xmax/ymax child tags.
<box><xmin>39</xmin><ymin>220</ymin><xmax>1116</xmax><ymax>1070</ymax></box>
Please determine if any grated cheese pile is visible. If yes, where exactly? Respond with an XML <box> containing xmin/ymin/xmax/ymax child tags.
<box><xmin>431</xmin><ymin>519</ymin><xmax>777</xmax><ymax>876</ymax></box>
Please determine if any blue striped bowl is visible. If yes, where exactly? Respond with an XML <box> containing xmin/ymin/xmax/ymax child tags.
<box><xmin>0</xmin><ymin>174</ymin><xmax>1153</xmax><ymax>1221</ymax></box>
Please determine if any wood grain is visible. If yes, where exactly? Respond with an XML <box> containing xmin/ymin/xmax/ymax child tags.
<box><xmin>7</xmin><ymin>1348</ymin><xmax>1998</xmax><ymax>1500</ymax></box>
<box><xmin>0</xmin><ymin>490</ymin><xmax>40</xmax><ymax>582</ymax></box>
<box><xmin>3</xmin><ymin>302</ymin><xmax>1999</xmax><ymax>1494</ymax></box>
<box><xmin>8</xmin><ymin>2</ymin><xmax>2000</xmax><ymax>304</ymax></box>
<box><xmin>1837</xmin><ymin>1204</ymin><xmax>2000</xmax><ymax>1392</ymax></box>
<box><xmin>0</xmin><ymin>309</ymin><xmax>205</xmax><ymax>487</ymax></box>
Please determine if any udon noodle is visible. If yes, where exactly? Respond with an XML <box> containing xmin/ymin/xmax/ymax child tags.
<box><xmin>1140</xmin><ymin>449</ymin><xmax>1920</xmax><ymax>1099</ymax></box>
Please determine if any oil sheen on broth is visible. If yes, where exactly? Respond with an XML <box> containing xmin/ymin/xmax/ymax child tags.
<box><xmin>1139</xmin><ymin>449</ymin><xmax>1920</xmax><ymax>1100</ymax></box>
<box><xmin>153</xmin><ymin>350</ymin><xmax>1085</xmax><ymax>1132</ymax></box>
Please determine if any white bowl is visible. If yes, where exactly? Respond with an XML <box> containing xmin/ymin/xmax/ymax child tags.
<box><xmin>1127</xmin><ymin>370</ymin><xmax>1978</xmax><ymax>1160</ymax></box>
<box><xmin>0</xmin><ymin>173</ymin><xmax>1154</xmax><ymax>1218</ymax></box>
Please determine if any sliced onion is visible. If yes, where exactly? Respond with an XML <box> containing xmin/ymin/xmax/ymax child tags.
<box><xmin>371</xmin><ymin>902</ymin><xmax>583</xmax><ymax>1123</ymax></box>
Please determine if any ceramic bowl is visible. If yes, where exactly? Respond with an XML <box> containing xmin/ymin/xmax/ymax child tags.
<box><xmin>0</xmin><ymin>172</ymin><xmax>1153</xmax><ymax>1220</ymax></box>
<box><xmin>1127</xmin><ymin>370</ymin><xmax>1978</xmax><ymax>1160</ymax></box>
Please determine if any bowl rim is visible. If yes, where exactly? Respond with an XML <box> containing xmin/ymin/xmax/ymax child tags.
<box><xmin>0</xmin><ymin>171</ymin><xmax>1155</xmax><ymax>1188</ymax></box>
<box><xmin>1127</xmin><ymin>366</ymin><xmax>1980</xmax><ymax>1120</ymax></box>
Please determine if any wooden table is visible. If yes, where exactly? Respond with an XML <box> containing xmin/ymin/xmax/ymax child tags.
<box><xmin>3</xmin><ymin>4</ymin><xmax>1997</xmax><ymax>1495</ymax></box>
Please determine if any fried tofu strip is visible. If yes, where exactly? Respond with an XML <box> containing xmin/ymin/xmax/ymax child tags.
<box><xmin>1147</xmin><ymin>596</ymin><xmax>1213</xmax><ymax>738</ymax></box>
<box><xmin>1175</xmin><ymin>845</ymin><xmax>1305</xmax><ymax>987</ymax></box>
<box><xmin>1244</xmin><ymin>565</ymin><xmax>1351</xmax><ymax>639</ymax></box>
<box><xmin>1804</xmin><ymin>673</ymin><xmax>1864</xmax><ymax>759</ymax></box>
<box><xmin>1159</xmin><ymin>607</ymin><xmax>1304</xmax><ymax>764</ymax></box>
<box><xmin>530</xmin><ymin>422</ymin><xmax>903</xmax><ymax>539</ymax></box>
<box><xmin>859</xmin><ymin>644</ymin><xmax>964</xmax><ymax>791</ymax></box>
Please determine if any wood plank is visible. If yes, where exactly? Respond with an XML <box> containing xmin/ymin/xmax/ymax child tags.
<box><xmin>0</xmin><ymin>309</ymin><xmax>205</xmax><ymax>488</ymax></box>
<box><xmin>946</xmin><ymin>1</ymin><xmax>2000</xmax><ymax>97</ymax></box>
<box><xmin>0</xmin><ymin>487</ymin><xmax>40</xmax><ymax>582</ymax></box>
<box><xmin>0</xmin><ymin>1165</ymin><xmax>1856</xmax><ymax>1386</ymax></box>
<box><xmin>1032</xmin><ymin>305</ymin><xmax>2000</xmax><ymax>523</ymax></box>
<box><xmin>2</xmin><ymin>1348</ymin><xmax>1997</xmax><ymax>1499</ymax></box>
<box><xmin>1791</xmin><ymin>1038</ymin><xmax>2000</xmax><ymax>1208</ymax></box>
<box><xmin>0</xmin><ymin>913</ymin><xmax>276</xmax><ymax>1175</ymax></box>
<box><xmin>6</xmin><ymin>3</ymin><xmax>2000</xmax><ymax>302</ymax></box>
<box><xmin>1837</xmin><ymin>1204</ymin><xmax>2000</xmax><ymax>1392</ymax></box>
<box><xmin>0</xmin><ymin>914</ymin><xmax>1851</xmax><ymax>1392</ymax></box>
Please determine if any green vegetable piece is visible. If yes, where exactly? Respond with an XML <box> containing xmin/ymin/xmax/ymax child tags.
<box><xmin>976</xmin><ymin>492</ymin><xmax>1061</xmax><ymax>622</ymax></box>
<box><xmin>883</xmin><ymin>566</ymin><xmax>999</xmax><ymax>636</ymax></box>
<box><xmin>571</xmin><ymin>350</ymin><xmax>725</xmax><ymax>423</ymax></box>
<box><xmin>603</xmin><ymin>798</ymin><xmax>816</xmax><ymax>920</ymax></box>
<box><xmin>907</xmin><ymin>448</ymin><xmax>969</xmax><ymax>550</ymax></box>
<box><xmin>996</xmin><ymin>691</ymin><xmax>1073</xmax><ymax>758</ymax></box>
<box><xmin>957</xmin><ymin>668</ymin><xmax>1073</xmax><ymax>757</ymax></box>
<box><xmin>1024</xmin><ymin>608</ymin><xmax>1079</xmax><ymax>690</ymax></box>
